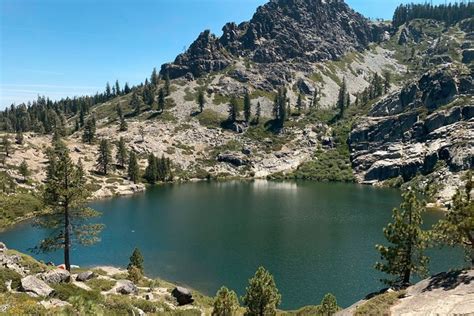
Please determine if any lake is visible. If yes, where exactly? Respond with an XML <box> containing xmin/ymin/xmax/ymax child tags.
<box><xmin>0</xmin><ymin>180</ymin><xmax>464</xmax><ymax>309</ymax></box>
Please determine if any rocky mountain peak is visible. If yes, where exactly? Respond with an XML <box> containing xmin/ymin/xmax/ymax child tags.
<box><xmin>161</xmin><ymin>0</ymin><xmax>382</xmax><ymax>81</ymax></box>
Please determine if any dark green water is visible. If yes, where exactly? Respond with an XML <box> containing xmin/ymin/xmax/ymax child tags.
<box><xmin>0</xmin><ymin>181</ymin><xmax>464</xmax><ymax>309</ymax></box>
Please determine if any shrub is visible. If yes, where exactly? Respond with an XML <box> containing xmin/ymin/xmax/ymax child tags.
<box><xmin>52</xmin><ymin>283</ymin><xmax>102</xmax><ymax>302</ymax></box>
<box><xmin>85</xmin><ymin>278</ymin><xmax>116</xmax><ymax>292</ymax></box>
<box><xmin>0</xmin><ymin>268</ymin><xmax>22</xmax><ymax>292</ymax></box>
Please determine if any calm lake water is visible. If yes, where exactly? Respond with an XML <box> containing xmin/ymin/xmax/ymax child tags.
<box><xmin>0</xmin><ymin>181</ymin><xmax>464</xmax><ymax>309</ymax></box>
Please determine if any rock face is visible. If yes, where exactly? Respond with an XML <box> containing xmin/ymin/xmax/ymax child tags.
<box><xmin>20</xmin><ymin>275</ymin><xmax>54</xmax><ymax>297</ymax></box>
<box><xmin>39</xmin><ymin>269</ymin><xmax>71</xmax><ymax>284</ymax></box>
<box><xmin>76</xmin><ymin>271</ymin><xmax>95</xmax><ymax>282</ymax></box>
<box><xmin>349</xmin><ymin>67</ymin><xmax>474</xmax><ymax>184</ymax></box>
<box><xmin>161</xmin><ymin>0</ymin><xmax>382</xmax><ymax>84</ymax></box>
<box><xmin>171</xmin><ymin>286</ymin><xmax>194</xmax><ymax>306</ymax></box>
<box><xmin>115</xmin><ymin>280</ymin><xmax>138</xmax><ymax>295</ymax></box>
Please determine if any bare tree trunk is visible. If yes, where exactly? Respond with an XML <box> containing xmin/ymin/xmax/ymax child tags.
<box><xmin>64</xmin><ymin>203</ymin><xmax>71</xmax><ymax>272</ymax></box>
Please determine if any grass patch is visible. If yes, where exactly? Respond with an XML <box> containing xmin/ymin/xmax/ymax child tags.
<box><xmin>0</xmin><ymin>268</ymin><xmax>22</xmax><ymax>292</ymax></box>
<box><xmin>5</xmin><ymin>250</ymin><xmax>48</xmax><ymax>274</ymax></box>
<box><xmin>52</xmin><ymin>283</ymin><xmax>102</xmax><ymax>302</ymax></box>
<box><xmin>85</xmin><ymin>278</ymin><xmax>116</xmax><ymax>292</ymax></box>
<box><xmin>197</xmin><ymin>109</ymin><xmax>225</xmax><ymax>128</ymax></box>
<box><xmin>355</xmin><ymin>291</ymin><xmax>405</xmax><ymax>315</ymax></box>
<box><xmin>0</xmin><ymin>192</ymin><xmax>43</xmax><ymax>229</ymax></box>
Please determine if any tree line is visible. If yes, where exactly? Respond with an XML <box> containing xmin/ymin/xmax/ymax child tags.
<box><xmin>392</xmin><ymin>2</ymin><xmax>474</xmax><ymax>28</ymax></box>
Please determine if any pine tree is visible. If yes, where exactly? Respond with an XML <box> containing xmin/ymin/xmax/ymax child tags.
<box><xmin>75</xmin><ymin>119</ymin><xmax>80</xmax><ymax>132</ymax></box>
<box><xmin>158</xmin><ymin>88</ymin><xmax>165</xmax><ymax>113</ymax></box>
<box><xmin>375</xmin><ymin>191</ymin><xmax>429</xmax><ymax>286</ymax></box>
<box><xmin>79</xmin><ymin>107</ymin><xmax>85</xmax><ymax>127</ymax></box>
<box><xmin>434</xmin><ymin>172</ymin><xmax>473</xmax><ymax>266</ymax></box>
<box><xmin>35</xmin><ymin>139</ymin><xmax>103</xmax><ymax>271</ymax></box>
<box><xmin>130</xmin><ymin>92</ymin><xmax>141</xmax><ymax>116</ymax></box>
<box><xmin>127</xmin><ymin>151</ymin><xmax>140</xmax><ymax>184</ymax></box>
<box><xmin>96</xmin><ymin>138</ymin><xmax>113</xmax><ymax>175</ymax></box>
<box><xmin>242</xmin><ymin>266</ymin><xmax>281</xmax><ymax>315</ymax></box>
<box><xmin>105</xmin><ymin>82</ymin><xmax>112</xmax><ymax>99</ymax></box>
<box><xmin>127</xmin><ymin>247</ymin><xmax>144</xmax><ymax>273</ymax></box>
<box><xmin>228</xmin><ymin>96</ymin><xmax>238</xmax><ymax>123</ymax></box>
<box><xmin>19</xmin><ymin>159</ymin><xmax>30</xmax><ymax>182</ymax></box>
<box><xmin>296</xmin><ymin>93</ymin><xmax>303</xmax><ymax>113</ymax></box>
<box><xmin>142</xmin><ymin>84</ymin><xmax>155</xmax><ymax>107</ymax></box>
<box><xmin>212</xmin><ymin>286</ymin><xmax>239</xmax><ymax>316</ymax></box>
<box><xmin>243</xmin><ymin>91</ymin><xmax>251</xmax><ymax>123</ymax></box>
<box><xmin>82</xmin><ymin>117</ymin><xmax>96</xmax><ymax>144</ymax></box>
<box><xmin>311</xmin><ymin>88</ymin><xmax>319</xmax><ymax>110</ymax></box>
<box><xmin>144</xmin><ymin>153</ymin><xmax>158</xmax><ymax>184</ymax></box>
<box><xmin>116</xmin><ymin>137</ymin><xmax>128</xmax><ymax>169</ymax></box>
<box><xmin>164</xmin><ymin>73</ymin><xmax>171</xmax><ymax>96</ymax></box>
<box><xmin>15</xmin><ymin>131</ymin><xmax>24</xmax><ymax>145</ymax></box>
<box><xmin>278</xmin><ymin>89</ymin><xmax>287</xmax><ymax>125</ymax></box>
<box><xmin>197</xmin><ymin>89</ymin><xmax>205</xmax><ymax>113</ymax></box>
<box><xmin>383</xmin><ymin>71</ymin><xmax>392</xmax><ymax>94</ymax></box>
<box><xmin>151</xmin><ymin>67</ymin><xmax>159</xmax><ymax>86</ymax></box>
<box><xmin>255</xmin><ymin>101</ymin><xmax>262</xmax><ymax>125</ymax></box>
<box><xmin>115</xmin><ymin>80</ymin><xmax>121</xmax><ymax>96</ymax></box>
<box><xmin>124</xmin><ymin>82</ymin><xmax>131</xmax><ymax>94</ymax></box>
<box><xmin>337</xmin><ymin>78</ymin><xmax>348</xmax><ymax>119</ymax></box>
<box><xmin>319</xmin><ymin>293</ymin><xmax>338</xmax><ymax>315</ymax></box>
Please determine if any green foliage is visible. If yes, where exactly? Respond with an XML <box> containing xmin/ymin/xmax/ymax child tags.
<box><xmin>434</xmin><ymin>172</ymin><xmax>474</xmax><ymax>265</ymax></box>
<box><xmin>354</xmin><ymin>291</ymin><xmax>405</xmax><ymax>315</ymax></box>
<box><xmin>82</xmin><ymin>117</ymin><xmax>96</xmax><ymax>144</ymax></box>
<box><xmin>127</xmin><ymin>265</ymin><xmax>143</xmax><ymax>283</ymax></box>
<box><xmin>0</xmin><ymin>268</ymin><xmax>22</xmax><ymax>292</ymax></box>
<box><xmin>85</xmin><ymin>278</ymin><xmax>116</xmax><ymax>292</ymax></box>
<box><xmin>52</xmin><ymin>283</ymin><xmax>102</xmax><ymax>302</ymax></box>
<box><xmin>96</xmin><ymin>138</ymin><xmax>113</xmax><ymax>175</ymax></box>
<box><xmin>198</xmin><ymin>109</ymin><xmax>225</xmax><ymax>128</ymax></box>
<box><xmin>128</xmin><ymin>247</ymin><xmax>144</xmax><ymax>273</ymax></box>
<box><xmin>319</xmin><ymin>293</ymin><xmax>338</xmax><ymax>315</ymax></box>
<box><xmin>243</xmin><ymin>91</ymin><xmax>251</xmax><ymax>123</ymax></box>
<box><xmin>130</xmin><ymin>91</ymin><xmax>142</xmax><ymax>116</ymax></box>
<box><xmin>242</xmin><ymin>266</ymin><xmax>281</xmax><ymax>316</ymax></box>
<box><xmin>228</xmin><ymin>96</ymin><xmax>239</xmax><ymax>123</ymax></box>
<box><xmin>158</xmin><ymin>88</ymin><xmax>166</xmax><ymax>112</ymax></box>
<box><xmin>35</xmin><ymin>139</ymin><xmax>104</xmax><ymax>271</ymax></box>
<box><xmin>197</xmin><ymin>89</ymin><xmax>206</xmax><ymax>113</ymax></box>
<box><xmin>127</xmin><ymin>150</ymin><xmax>140</xmax><ymax>183</ymax></box>
<box><xmin>144</xmin><ymin>154</ymin><xmax>173</xmax><ymax>184</ymax></box>
<box><xmin>116</xmin><ymin>137</ymin><xmax>128</xmax><ymax>168</ymax></box>
<box><xmin>375</xmin><ymin>191</ymin><xmax>429</xmax><ymax>286</ymax></box>
<box><xmin>0</xmin><ymin>192</ymin><xmax>42</xmax><ymax>229</ymax></box>
<box><xmin>0</xmin><ymin>293</ymin><xmax>45</xmax><ymax>315</ymax></box>
<box><xmin>212</xmin><ymin>286</ymin><xmax>239</xmax><ymax>316</ymax></box>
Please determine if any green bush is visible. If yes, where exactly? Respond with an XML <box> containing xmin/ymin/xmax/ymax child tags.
<box><xmin>52</xmin><ymin>283</ymin><xmax>102</xmax><ymax>303</ymax></box>
<box><xmin>197</xmin><ymin>109</ymin><xmax>225</xmax><ymax>128</ymax></box>
<box><xmin>0</xmin><ymin>268</ymin><xmax>22</xmax><ymax>292</ymax></box>
<box><xmin>85</xmin><ymin>278</ymin><xmax>116</xmax><ymax>292</ymax></box>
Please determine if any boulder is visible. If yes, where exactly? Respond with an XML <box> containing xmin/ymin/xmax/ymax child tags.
<box><xmin>115</xmin><ymin>280</ymin><xmax>138</xmax><ymax>295</ymax></box>
<box><xmin>217</xmin><ymin>152</ymin><xmax>249</xmax><ymax>166</ymax></box>
<box><xmin>0</xmin><ymin>242</ymin><xmax>6</xmax><ymax>253</ymax></box>
<box><xmin>39</xmin><ymin>269</ymin><xmax>70</xmax><ymax>284</ymax></box>
<box><xmin>20</xmin><ymin>275</ymin><xmax>54</xmax><ymax>297</ymax></box>
<box><xmin>145</xmin><ymin>293</ymin><xmax>154</xmax><ymax>301</ymax></box>
<box><xmin>171</xmin><ymin>286</ymin><xmax>194</xmax><ymax>306</ymax></box>
<box><xmin>76</xmin><ymin>271</ymin><xmax>96</xmax><ymax>282</ymax></box>
<box><xmin>40</xmin><ymin>298</ymin><xmax>71</xmax><ymax>309</ymax></box>
<box><xmin>296</xmin><ymin>78</ymin><xmax>315</xmax><ymax>95</ymax></box>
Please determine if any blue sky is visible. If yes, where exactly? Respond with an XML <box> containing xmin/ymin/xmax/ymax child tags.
<box><xmin>0</xmin><ymin>0</ymin><xmax>457</xmax><ymax>108</ymax></box>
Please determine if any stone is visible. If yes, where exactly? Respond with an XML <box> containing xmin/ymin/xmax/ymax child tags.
<box><xmin>39</xmin><ymin>269</ymin><xmax>70</xmax><ymax>284</ymax></box>
<box><xmin>171</xmin><ymin>286</ymin><xmax>194</xmax><ymax>306</ymax></box>
<box><xmin>0</xmin><ymin>242</ymin><xmax>6</xmax><ymax>253</ymax></box>
<box><xmin>115</xmin><ymin>280</ymin><xmax>138</xmax><ymax>295</ymax></box>
<box><xmin>20</xmin><ymin>275</ymin><xmax>54</xmax><ymax>297</ymax></box>
<box><xmin>217</xmin><ymin>152</ymin><xmax>249</xmax><ymax>166</ymax></box>
<box><xmin>296</xmin><ymin>78</ymin><xmax>315</xmax><ymax>95</ymax></box>
<box><xmin>145</xmin><ymin>293</ymin><xmax>154</xmax><ymax>301</ymax></box>
<box><xmin>76</xmin><ymin>271</ymin><xmax>95</xmax><ymax>282</ymax></box>
<box><xmin>40</xmin><ymin>298</ymin><xmax>71</xmax><ymax>309</ymax></box>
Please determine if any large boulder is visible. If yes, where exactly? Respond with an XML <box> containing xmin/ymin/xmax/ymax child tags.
<box><xmin>172</xmin><ymin>286</ymin><xmax>194</xmax><ymax>306</ymax></box>
<box><xmin>0</xmin><ymin>242</ymin><xmax>6</xmax><ymax>253</ymax></box>
<box><xmin>217</xmin><ymin>152</ymin><xmax>250</xmax><ymax>166</ymax></box>
<box><xmin>115</xmin><ymin>280</ymin><xmax>138</xmax><ymax>295</ymax></box>
<box><xmin>20</xmin><ymin>275</ymin><xmax>54</xmax><ymax>297</ymax></box>
<box><xmin>39</xmin><ymin>269</ymin><xmax>70</xmax><ymax>284</ymax></box>
<box><xmin>76</xmin><ymin>271</ymin><xmax>96</xmax><ymax>282</ymax></box>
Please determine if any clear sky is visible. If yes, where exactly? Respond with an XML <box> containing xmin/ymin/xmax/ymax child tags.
<box><xmin>0</xmin><ymin>0</ymin><xmax>458</xmax><ymax>108</ymax></box>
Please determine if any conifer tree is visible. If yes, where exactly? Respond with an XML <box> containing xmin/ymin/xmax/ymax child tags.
<box><xmin>197</xmin><ymin>89</ymin><xmax>205</xmax><ymax>113</ymax></box>
<box><xmin>319</xmin><ymin>293</ymin><xmax>339</xmax><ymax>315</ymax></box>
<box><xmin>82</xmin><ymin>117</ymin><xmax>96</xmax><ymax>144</ymax></box>
<box><xmin>375</xmin><ymin>191</ymin><xmax>429</xmax><ymax>286</ymax></box>
<box><xmin>124</xmin><ymin>82</ymin><xmax>131</xmax><ymax>94</ymax></box>
<box><xmin>311</xmin><ymin>88</ymin><xmax>319</xmax><ymax>110</ymax></box>
<box><xmin>151</xmin><ymin>67</ymin><xmax>159</xmax><ymax>86</ymax></box>
<box><xmin>96</xmin><ymin>138</ymin><xmax>113</xmax><ymax>175</ymax></box>
<box><xmin>75</xmin><ymin>119</ymin><xmax>80</xmax><ymax>132</ymax></box>
<box><xmin>255</xmin><ymin>101</ymin><xmax>262</xmax><ymax>125</ymax></box>
<box><xmin>296</xmin><ymin>93</ymin><xmax>303</xmax><ymax>113</ymax></box>
<box><xmin>116</xmin><ymin>137</ymin><xmax>128</xmax><ymax>169</ymax></box>
<box><xmin>337</xmin><ymin>78</ymin><xmax>348</xmax><ymax>119</ymax></box>
<box><xmin>158</xmin><ymin>88</ymin><xmax>165</xmax><ymax>113</ymax></box>
<box><xmin>115</xmin><ymin>80</ymin><xmax>121</xmax><ymax>96</ymax></box>
<box><xmin>278</xmin><ymin>89</ymin><xmax>287</xmax><ymax>125</ymax></box>
<box><xmin>144</xmin><ymin>153</ymin><xmax>158</xmax><ymax>184</ymax></box>
<box><xmin>127</xmin><ymin>247</ymin><xmax>144</xmax><ymax>274</ymax></box>
<box><xmin>228</xmin><ymin>96</ymin><xmax>238</xmax><ymax>123</ymax></box>
<box><xmin>212</xmin><ymin>286</ymin><xmax>239</xmax><ymax>316</ymax></box>
<box><xmin>142</xmin><ymin>84</ymin><xmax>155</xmax><ymax>107</ymax></box>
<box><xmin>19</xmin><ymin>159</ymin><xmax>30</xmax><ymax>182</ymax></box>
<box><xmin>243</xmin><ymin>91</ymin><xmax>251</xmax><ymax>123</ymax></box>
<box><xmin>434</xmin><ymin>172</ymin><xmax>473</xmax><ymax>266</ymax></box>
<box><xmin>15</xmin><ymin>131</ymin><xmax>24</xmax><ymax>145</ymax></box>
<box><xmin>105</xmin><ymin>82</ymin><xmax>112</xmax><ymax>99</ymax></box>
<box><xmin>127</xmin><ymin>150</ymin><xmax>140</xmax><ymax>184</ymax></box>
<box><xmin>35</xmin><ymin>139</ymin><xmax>103</xmax><ymax>271</ymax></box>
<box><xmin>130</xmin><ymin>91</ymin><xmax>141</xmax><ymax>116</ymax></box>
<box><xmin>242</xmin><ymin>266</ymin><xmax>281</xmax><ymax>315</ymax></box>
<box><xmin>79</xmin><ymin>107</ymin><xmax>85</xmax><ymax>127</ymax></box>
<box><xmin>383</xmin><ymin>71</ymin><xmax>392</xmax><ymax>94</ymax></box>
<box><xmin>164</xmin><ymin>73</ymin><xmax>171</xmax><ymax>96</ymax></box>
